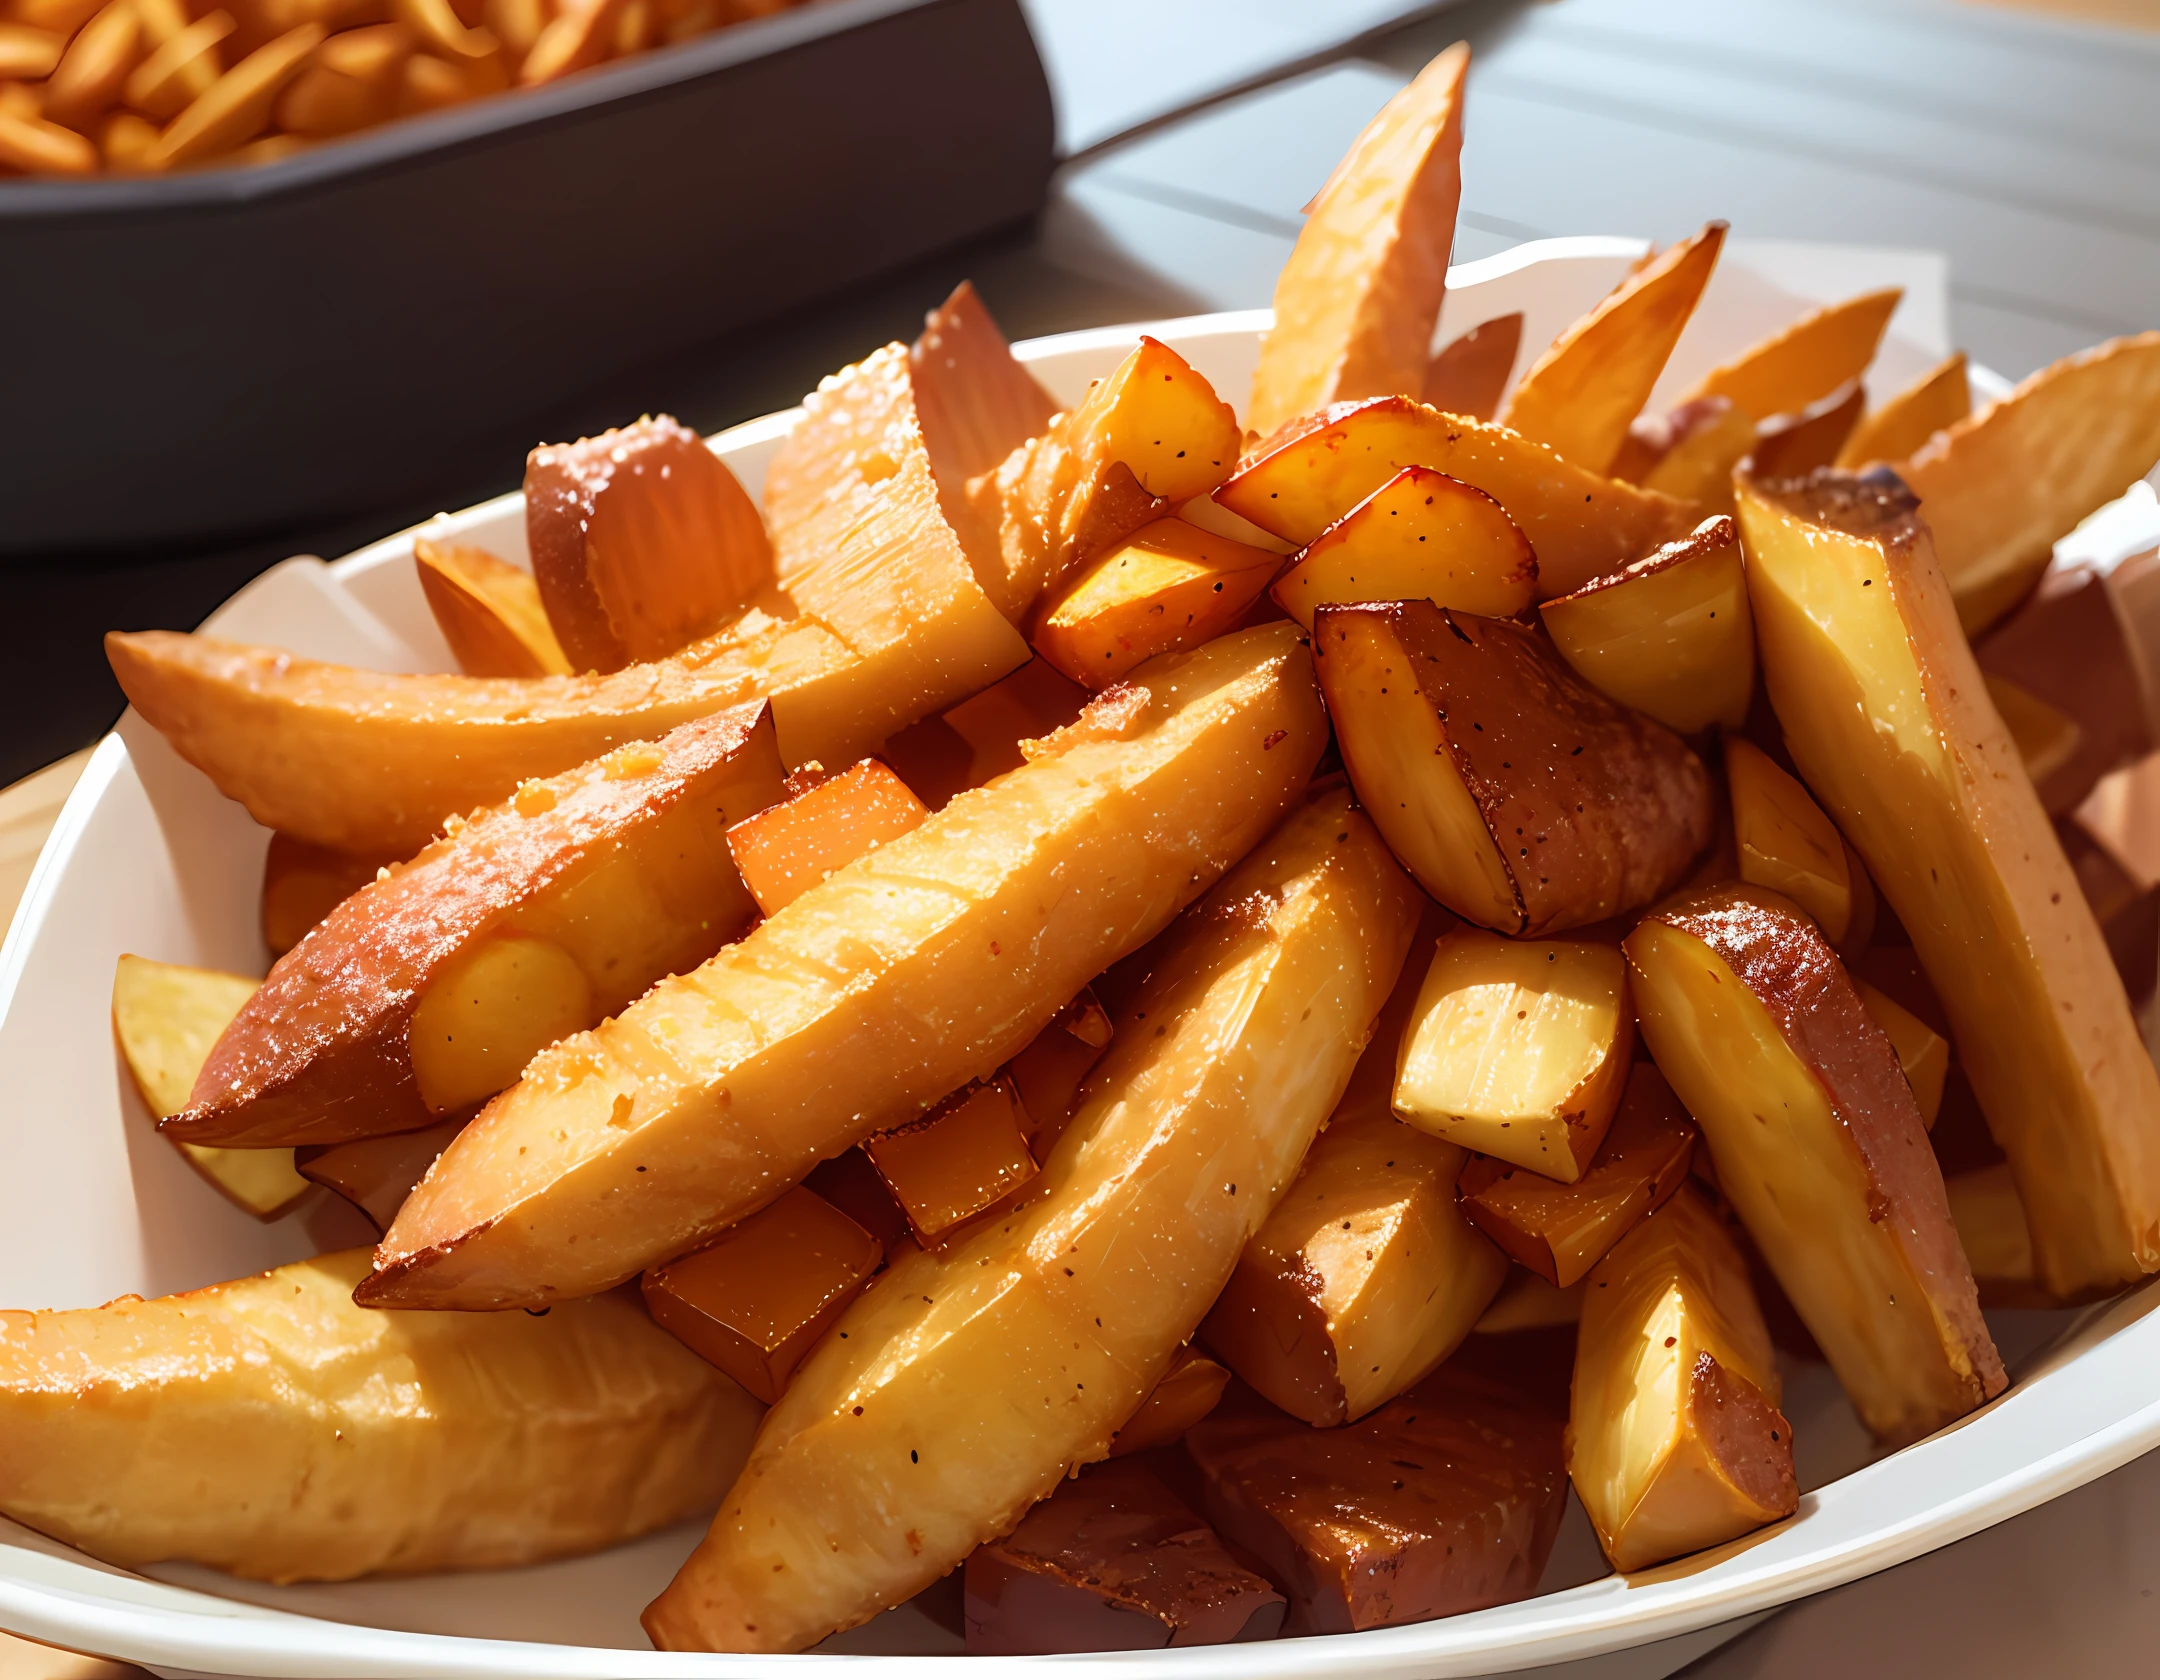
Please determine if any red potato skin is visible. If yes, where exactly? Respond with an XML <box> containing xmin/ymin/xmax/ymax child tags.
<box><xmin>164</xmin><ymin>703</ymin><xmax>777</xmax><ymax>1149</ymax></box>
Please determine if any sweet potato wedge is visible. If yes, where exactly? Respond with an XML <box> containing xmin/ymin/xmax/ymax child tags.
<box><xmin>1614</xmin><ymin>396</ymin><xmax>1757</xmax><ymax>512</ymax></box>
<box><xmin>639</xmin><ymin>790</ymin><xmax>1415</xmax><ymax>1651</ymax></box>
<box><xmin>1749</xmin><ymin>380</ymin><xmax>1865</xmax><ymax>480</ymax></box>
<box><xmin>362</xmin><ymin>624</ymin><xmax>1330</xmax><ymax>1310</ymax></box>
<box><xmin>1836</xmin><ymin>351</ymin><xmax>1971</xmax><ymax>469</ymax></box>
<box><xmin>413</xmin><ymin>537</ymin><xmax>571</xmax><ymax>678</ymax></box>
<box><xmin>260</xmin><ymin>832</ymin><xmax>397</xmax><ymax>956</ymax></box>
<box><xmin>296</xmin><ymin>1115</ymin><xmax>468</xmax><ymax>1234</ymax></box>
<box><xmin>1726</xmin><ymin>735</ymin><xmax>1868</xmax><ymax>947</ymax></box>
<box><xmin>1677</xmin><ymin>287</ymin><xmax>1901</xmax><ymax>422</ymax></box>
<box><xmin>1423</xmin><ymin>312</ymin><xmax>1522</xmax><ymax>420</ymax></box>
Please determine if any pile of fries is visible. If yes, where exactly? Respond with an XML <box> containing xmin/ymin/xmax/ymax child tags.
<box><xmin>0</xmin><ymin>0</ymin><xmax>807</xmax><ymax>175</ymax></box>
<box><xmin>8</xmin><ymin>37</ymin><xmax>2160</xmax><ymax>1659</ymax></box>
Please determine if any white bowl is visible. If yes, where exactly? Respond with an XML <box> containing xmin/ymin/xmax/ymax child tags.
<box><xmin>2</xmin><ymin>237</ymin><xmax>2154</xmax><ymax>1680</ymax></box>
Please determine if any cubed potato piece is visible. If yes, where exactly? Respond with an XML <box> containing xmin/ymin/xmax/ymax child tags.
<box><xmin>1615</xmin><ymin>397</ymin><xmax>1757</xmax><ymax>513</ymax></box>
<box><xmin>111</xmin><ymin>955</ymin><xmax>311</xmax><ymax>1221</ymax></box>
<box><xmin>865</xmin><ymin>1075</ymin><xmax>1039</xmax><ymax>1247</ymax></box>
<box><xmin>0</xmin><ymin>1249</ymin><xmax>760</xmax><ymax>1582</ymax></box>
<box><xmin>1902</xmin><ymin>332</ymin><xmax>2160</xmax><ymax>633</ymax></box>
<box><xmin>1748</xmin><ymin>380</ymin><xmax>1866</xmax><ymax>480</ymax></box>
<box><xmin>1315</xmin><ymin>600</ymin><xmax>1714</xmax><ymax>934</ymax></box>
<box><xmin>1219</xmin><ymin>396</ymin><xmax>1694</xmax><ymax>598</ymax></box>
<box><xmin>803</xmin><ymin>1147</ymin><xmax>912</xmax><ymax>1252</ymax></box>
<box><xmin>1031</xmin><ymin>517</ymin><xmax>1280</xmax><ymax>688</ymax></box>
<box><xmin>1458</xmin><ymin>1062</ymin><xmax>1696</xmax><ymax>1286</ymax></box>
<box><xmin>1007</xmin><ymin>985</ymin><xmax>1115</xmax><ymax>1159</ymax></box>
<box><xmin>724</xmin><ymin>756</ymin><xmax>928</xmax><ymax>916</ymax></box>
<box><xmin>972</xmin><ymin>339</ymin><xmax>1240</xmax><ymax>621</ymax></box>
<box><xmin>295</xmin><ymin>1115</ymin><xmax>469</xmax><ymax>1235</ymax></box>
<box><xmin>2059</xmin><ymin>816</ymin><xmax>2160</xmax><ymax>1009</ymax></box>
<box><xmin>1737</xmin><ymin>468</ymin><xmax>2160</xmax><ymax>1298</ymax></box>
<box><xmin>1201</xmin><ymin>1109</ymin><xmax>1506</xmax><ymax>1427</ymax></box>
<box><xmin>1567</xmin><ymin>1183</ymin><xmax>1797</xmax><ymax>1572</ymax></box>
<box><xmin>1539</xmin><ymin>515</ymin><xmax>1753</xmax><ymax>734</ymax></box>
<box><xmin>261</xmin><ymin>833</ymin><xmax>399</xmax><ymax>957</ymax></box>
<box><xmin>1944</xmin><ymin>1162</ymin><xmax>2056</xmax><ymax>1309</ymax></box>
<box><xmin>363</xmin><ymin>625</ymin><xmax>1331</xmax><ymax>1311</ymax></box>
<box><xmin>963</xmin><ymin>1457</ymin><xmax>1283</xmax><ymax>1654</ymax></box>
<box><xmin>1107</xmin><ymin>1347</ymin><xmax>1230</xmax><ymax>1456</ymax></box>
<box><xmin>641</xmin><ymin>1187</ymin><xmax>883</xmax><ymax>1404</ymax></box>
<box><xmin>638</xmin><ymin>790</ymin><xmax>1418</xmax><ymax>1652</ymax></box>
<box><xmin>165</xmin><ymin>705</ymin><xmax>780</xmax><ymax>1148</ymax></box>
<box><xmin>1269</xmin><ymin>466</ymin><xmax>1537</xmax><ymax>630</ymax></box>
<box><xmin>1423</xmin><ymin>311</ymin><xmax>1522</xmax><ymax>421</ymax></box>
<box><xmin>1677</xmin><ymin>287</ymin><xmax>1901</xmax><ymax>422</ymax></box>
<box><xmin>1852</xmin><ymin>979</ymin><xmax>1948</xmax><ymax>1130</ymax></box>
<box><xmin>526</xmin><ymin>415</ymin><xmax>772</xmax><ymax>673</ymax></box>
<box><xmin>1500</xmin><ymin>221</ymin><xmax>1726</xmax><ymax>476</ymax></box>
<box><xmin>1726</xmin><ymin>734</ymin><xmax>1870</xmax><ymax>947</ymax></box>
<box><xmin>1247</xmin><ymin>43</ymin><xmax>1468</xmax><ymax>436</ymax></box>
<box><xmin>413</xmin><ymin>537</ymin><xmax>572</xmax><ymax>678</ymax></box>
<box><xmin>1625</xmin><ymin>883</ymin><xmax>2005</xmax><ymax>1443</ymax></box>
<box><xmin>939</xmin><ymin>657</ymin><xmax>1089</xmax><ymax>788</ymax></box>
<box><xmin>1185</xmin><ymin>1363</ymin><xmax>1568</xmax><ymax>1635</ymax></box>
<box><xmin>1836</xmin><ymin>352</ymin><xmax>1971</xmax><ymax>469</ymax></box>
<box><xmin>1393</xmin><ymin>928</ymin><xmax>1634</xmax><ymax>1180</ymax></box>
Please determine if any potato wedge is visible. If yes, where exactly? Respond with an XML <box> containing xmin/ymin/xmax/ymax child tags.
<box><xmin>1853</xmin><ymin>978</ymin><xmax>1948</xmax><ymax>1129</ymax></box>
<box><xmin>1393</xmin><ymin>927</ymin><xmax>1634</xmax><ymax>1180</ymax></box>
<box><xmin>1247</xmin><ymin>43</ymin><xmax>1468</xmax><ymax>435</ymax></box>
<box><xmin>725</xmin><ymin>756</ymin><xmax>928</xmax><ymax>916</ymax></box>
<box><xmin>1836</xmin><ymin>352</ymin><xmax>1971</xmax><ymax>469</ymax></box>
<box><xmin>1315</xmin><ymin>599</ymin><xmax>1714</xmax><ymax>934</ymax></box>
<box><xmin>1625</xmin><ymin>883</ymin><xmax>2004</xmax><ymax>1443</ymax></box>
<box><xmin>1737</xmin><ymin>468</ymin><xmax>2160</xmax><ymax>1298</ymax></box>
<box><xmin>165</xmin><ymin>704</ymin><xmax>780</xmax><ymax>1148</ymax></box>
<box><xmin>109</xmin><ymin>351</ymin><xmax>1028</xmax><ymax>856</ymax></box>
<box><xmin>1458</xmin><ymin>1062</ymin><xmax>1696</xmax><ymax>1287</ymax></box>
<box><xmin>1902</xmin><ymin>332</ymin><xmax>2160</xmax><ymax>634</ymax></box>
<box><xmin>1219</xmin><ymin>396</ymin><xmax>1695</xmax><ymax>598</ymax></box>
<box><xmin>260</xmin><ymin>832</ymin><xmax>395</xmax><ymax>956</ymax></box>
<box><xmin>1567</xmin><ymin>1183</ymin><xmax>1796</xmax><ymax>1572</ymax></box>
<box><xmin>639</xmin><ymin>790</ymin><xmax>1416</xmax><ymax>1652</ymax></box>
<box><xmin>1944</xmin><ymin>1162</ymin><xmax>2054</xmax><ymax>1309</ymax></box>
<box><xmin>1108</xmin><ymin>1346</ymin><xmax>1230</xmax><ymax>1456</ymax></box>
<box><xmin>295</xmin><ymin>1115</ymin><xmax>468</xmax><ymax>1233</ymax></box>
<box><xmin>1269</xmin><ymin>466</ymin><xmax>1536</xmax><ymax>630</ymax></box>
<box><xmin>1726</xmin><ymin>735</ymin><xmax>1866</xmax><ymax>946</ymax></box>
<box><xmin>1617</xmin><ymin>396</ymin><xmax>1756</xmax><ymax>512</ymax></box>
<box><xmin>111</xmin><ymin>955</ymin><xmax>311</xmax><ymax>1221</ymax></box>
<box><xmin>0</xmin><ymin>1249</ymin><xmax>759</xmax><ymax>1582</ymax></box>
<box><xmin>1749</xmin><ymin>379</ymin><xmax>1864</xmax><ymax>479</ymax></box>
<box><xmin>1501</xmin><ymin>222</ymin><xmax>1725</xmax><ymax>476</ymax></box>
<box><xmin>1538</xmin><ymin>515</ymin><xmax>1752</xmax><ymax>734</ymax></box>
<box><xmin>1031</xmin><ymin>516</ymin><xmax>1280</xmax><ymax>688</ymax></box>
<box><xmin>362</xmin><ymin>625</ymin><xmax>1330</xmax><ymax>1310</ymax></box>
<box><xmin>1423</xmin><ymin>311</ymin><xmax>1522</xmax><ymax>421</ymax></box>
<box><xmin>412</xmin><ymin>536</ymin><xmax>571</xmax><ymax>678</ymax></box>
<box><xmin>1677</xmin><ymin>287</ymin><xmax>1901</xmax><ymax>421</ymax></box>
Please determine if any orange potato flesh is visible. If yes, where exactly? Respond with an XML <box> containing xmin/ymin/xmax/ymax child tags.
<box><xmin>1107</xmin><ymin>1347</ymin><xmax>1230</xmax><ymax>1456</ymax></box>
<box><xmin>1852</xmin><ymin>978</ymin><xmax>1948</xmax><ymax>1130</ymax></box>
<box><xmin>123</xmin><ymin>9</ymin><xmax>232</xmax><ymax>120</ymax></box>
<box><xmin>0</xmin><ymin>25</ymin><xmax>66</xmax><ymax>80</ymax></box>
<box><xmin>295</xmin><ymin>1114</ymin><xmax>468</xmax><ymax>1234</ymax></box>
<box><xmin>1269</xmin><ymin>466</ymin><xmax>1536</xmax><ymax>630</ymax></box>
<box><xmin>1314</xmin><ymin>599</ymin><xmax>1714</xmax><ymax>935</ymax></box>
<box><xmin>1084</xmin><ymin>337</ymin><xmax>1242</xmax><ymax>504</ymax></box>
<box><xmin>362</xmin><ymin>625</ymin><xmax>1329</xmax><ymax>1310</ymax></box>
<box><xmin>111</xmin><ymin>956</ymin><xmax>312</xmax><ymax>1221</ymax></box>
<box><xmin>938</xmin><ymin>657</ymin><xmax>1089</xmax><ymax>789</ymax></box>
<box><xmin>1726</xmin><ymin>735</ymin><xmax>1860</xmax><ymax>946</ymax></box>
<box><xmin>1902</xmin><ymin>332</ymin><xmax>2160</xmax><ymax>634</ymax></box>
<box><xmin>1458</xmin><ymin>1061</ymin><xmax>1696</xmax><ymax>1287</ymax></box>
<box><xmin>1501</xmin><ymin>221</ymin><xmax>1726</xmax><ymax>476</ymax></box>
<box><xmin>1219</xmin><ymin>396</ymin><xmax>1694</xmax><ymax>599</ymax></box>
<box><xmin>725</xmin><ymin>757</ymin><xmax>928</xmax><ymax>917</ymax></box>
<box><xmin>1677</xmin><ymin>287</ymin><xmax>1901</xmax><ymax>422</ymax></box>
<box><xmin>44</xmin><ymin>0</ymin><xmax>139</xmax><ymax>129</ymax></box>
<box><xmin>1392</xmin><ymin>927</ymin><xmax>1634</xmax><ymax>1181</ymax></box>
<box><xmin>1748</xmin><ymin>379</ymin><xmax>1865</xmax><ymax>479</ymax></box>
<box><xmin>1737</xmin><ymin>469</ymin><xmax>2160</xmax><ymax>1298</ymax></box>
<box><xmin>525</xmin><ymin>414</ymin><xmax>772</xmax><ymax>673</ymax></box>
<box><xmin>1538</xmin><ymin>515</ymin><xmax>1753</xmax><ymax>734</ymax></box>
<box><xmin>639</xmin><ymin>790</ymin><xmax>1416</xmax><ymax>1652</ymax></box>
<box><xmin>1031</xmin><ymin>516</ymin><xmax>1280</xmax><ymax>688</ymax></box>
<box><xmin>148</xmin><ymin>23</ymin><xmax>323</xmax><ymax>170</ymax></box>
<box><xmin>1247</xmin><ymin>43</ymin><xmax>1467</xmax><ymax>436</ymax></box>
<box><xmin>1836</xmin><ymin>351</ymin><xmax>1971</xmax><ymax>469</ymax></box>
<box><xmin>1615</xmin><ymin>396</ymin><xmax>1757</xmax><ymax>512</ymax></box>
<box><xmin>1567</xmin><ymin>1184</ymin><xmax>1797</xmax><ymax>1573</ymax></box>
<box><xmin>261</xmin><ymin>831</ymin><xmax>397</xmax><ymax>956</ymax></box>
<box><xmin>1626</xmin><ymin>884</ymin><xmax>2004</xmax><ymax>1443</ymax></box>
<box><xmin>166</xmin><ymin>704</ymin><xmax>780</xmax><ymax>1148</ymax></box>
<box><xmin>1423</xmin><ymin>311</ymin><xmax>1522</xmax><ymax>421</ymax></box>
<box><xmin>865</xmin><ymin>1075</ymin><xmax>1039</xmax><ymax>1247</ymax></box>
<box><xmin>1006</xmin><ymin>986</ymin><xmax>1114</xmax><ymax>1159</ymax></box>
<box><xmin>641</xmin><ymin>1187</ymin><xmax>883</xmax><ymax>1404</ymax></box>
<box><xmin>413</xmin><ymin>537</ymin><xmax>571</xmax><ymax>678</ymax></box>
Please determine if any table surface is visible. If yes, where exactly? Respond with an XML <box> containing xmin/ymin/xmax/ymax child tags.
<box><xmin>8</xmin><ymin>0</ymin><xmax>2160</xmax><ymax>1674</ymax></box>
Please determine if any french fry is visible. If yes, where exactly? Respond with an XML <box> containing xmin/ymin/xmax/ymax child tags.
<box><xmin>42</xmin><ymin>0</ymin><xmax>140</xmax><ymax>129</ymax></box>
<box><xmin>519</xmin><ymin>0</ymin><xmax>624</xmax><ymax>86</ymax></box>
<box><xmin>394</xmin><ymin>0</ymin><xmax>496</xmax><ymax>57</ymax></box>
<box><xmin>1677</xmin><ymin>287</ymin><xmax>1901</xmax><ymax>422</ymax></box>
<box><xmin>148</xmin><ymin>22</ymin><xmax>322</xmax><ymax>169</ymax></box>
<box><xmin>1944</xmin><ymin>1162</ymin><xmax>2055</xmax><ymax>1309</ymax></box>
<box><xmin>1986</xmin><ymin>674</ymin><xmax>2082</xmax><ymax>792</ymax></box>
<box><xmin>1901</xmin><ymin>332</ymin><xmax>2160</xmax><ymax>634</ymax></box>
<box><xmin>1500</xmin><ymin>222</ymin><xmax>1725</xmax><ymax>476</ymax></box>
<box><xmin>484</xmin><ymin>0</ymin><xmax>542</xmax><ymax>53</ymax></box>
<box><xmin>0</xmin><ymin>106</ymin><xmax>96</xmax><ymax>172</ymax></box>
<box><xmin>99</xmin><ymin>107</ymin><xmax>159</xmax><ymax>168</ymax></box>
<box><xmin>276</xmin><ymin>21</ymin><xmax>412</xmax><ymax>134</ymax></box>
<box><xmin>122</xmin><ymin>9</ymin><xmax>231</xmax><ymax>121</ymax></box>
<box><xmin>413</xmin><ymin>536</ymin><xmax>571</xmax><ymax>678</ymax></box>
<box><xmin>1268</xmin><ymin>466</ymin><xmax>1536</xmax><ymax>629</ymax></box>
<box><xmin>1837</xmin><ymin>351</ymin><xmax>1971</xmax><ymax>469</ymax></box>
<box><xmin>1423</xmin><ymin>311</ymin><xmax>1521</xmax><ymax>421</ymax></box>
<box><xmin>1248</xmin><ymin>43</ymin><xmax>1468</xmax><ymax>436</ymax></box>
<box><xmin>1030</xmin><ymin>517</ymin><xmax>1279</xmax><ymax>688</ymax></box>
<box><xmin>0</xmin><ymin>25</ymin><xmax>65</xmax><ymax>81</ymax></box>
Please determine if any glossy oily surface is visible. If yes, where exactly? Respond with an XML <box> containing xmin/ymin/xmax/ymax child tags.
<box><xmin>863</xmin><ymin>1075</ymin><xmax>1038</xmax><ymax>1245</ymax></box>
<box><xmin>1032</xmin><ymin>517</ymin><xmax>1279</xmax><ymax>689</ymax></box>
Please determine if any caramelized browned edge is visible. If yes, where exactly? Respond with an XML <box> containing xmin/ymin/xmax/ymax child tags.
<box><xmin>1549</xmin><ymin>515</ymin><xmax>1737</xmax><ymax>605</ymax></box>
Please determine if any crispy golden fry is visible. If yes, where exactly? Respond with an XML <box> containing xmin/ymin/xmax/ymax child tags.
<box><xmin>149</xmin><ymin>23</ymin><xmax>322</xmax><ymax>170</ymax></box>
<box><xmin>413</xmin><ymin>537</ymin><xmax>571</xmax><ymax>677</ymax></box>
<box><xmin>1738</xmin><ymin>469</ymin><xmax>2160</xmax><ymax>1298</ymax></box>
<box><xmin>0</xmin><ymin>106</ymin><xmax>96</xmax><ymax>171</ymax></box>
<box><xmin>1248</xmin><ymin>43</ymin><xmax>1468</xmax><ymax>435</ymax></box>
<box><xmin>640</xmin><ymin>790</ymin><xmax>1416</xmax><ymax>1652</ymax></box>
<box><xmin>123</xmin><ymin>8</ymin><xmax>231</xmax><ymax>120</ymax></box>
<box><xmin>361</xmin><ymin>625</ymin><xmax>1329</xmax><ymax>1310</ymax></box>
<box><xmin>0</xmin><ymin>1250</ymin><xmax>760</xmax><ymax>1582</ymax></box>
<box><xmin>1501</xmin><ymin>222</ymin><xmax>1725</xmax><ymax>476</ymax></box>
<box><xmin>1031</xmin><ymin>516</ymin><xmax>1279</xmax><ymax>688</ymax></box>
<box><xmin>1985</xmin><ymin>674</ymin><xmax>2082</xmax><ymax>793</ymax></box>
<box><xmin>394</xmin><ymin>0</ymin><xmax>495</xmax><ymax>57</ymax></box>
<box><xmin>1678</xmin><ymin>287</ymin><xmax>1901</xmax><ymax>422</ymax></box>
<box><xmin>0</xmin><ymin>25</ymin><xmax>66</xmax><ymax>80</ymax></box>
<box><xmin>1836</xmin><ymin>352</ymin><xmax>1971</xmax><ymax>469</ymax></box>
<box><xmin>518</xmin><ymin>0</ymin><xmax>621</xmax><ymax>82</ymax></box>
<box><xmin>864</xmin><ymin>1075</ymin><xmax>1038</xmax><ymax>1248</ymax></box>
<box><xmin>1902</xmin><ymin>332</ymin><xmax>2160</xmax><ymax>634</ymax></box>
<box><xmin>42</xmin><ymin>0</ymin><xmax>139</xmax><ymax>129</ymax></box>
<box><xmin>1423</xmin><ymin>311</ymin><xmax>1522</xmax><ymax>421</ymax></box>
<box><xmin>1944</xmin><ymin>1162</ymin><xmax>2056</xmax><ymax>1309</ymax></box>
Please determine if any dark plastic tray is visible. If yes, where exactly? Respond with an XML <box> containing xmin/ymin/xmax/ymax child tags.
<box><xmin>0</xmin><ymin>0</ymin><xmax>1053</xmax><ymax>555</ymax></box>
